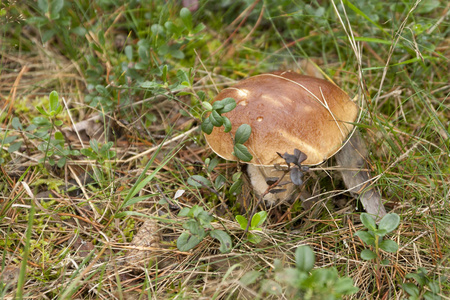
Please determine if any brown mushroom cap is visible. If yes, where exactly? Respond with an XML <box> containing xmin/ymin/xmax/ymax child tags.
<box><xmin>205</xmin><ymin>70</ymin><xmax>358</xmax><ymax>166</ymax></box>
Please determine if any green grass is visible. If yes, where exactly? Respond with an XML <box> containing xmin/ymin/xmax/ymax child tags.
<box><xmin>0</xmin><ymin>0</ymin><xmax>449</xmax><ymax>299</ymax></box>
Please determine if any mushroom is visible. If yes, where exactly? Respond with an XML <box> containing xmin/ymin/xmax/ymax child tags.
<box><xmin>205</xmin><ymin>70</ymin><xmax>386</xmax><ymax>217</ymax></box>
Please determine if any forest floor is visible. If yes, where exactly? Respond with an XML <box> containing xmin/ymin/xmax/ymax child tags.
<box><xmin>0</xmin><ymin>1</ymin><xmax>449</xmax><ymax>299</ymax></box>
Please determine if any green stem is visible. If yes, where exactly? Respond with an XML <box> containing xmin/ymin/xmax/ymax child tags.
<box><xmin>16</xmin><ymin>200</ymin><xmax>35</xmax><ymax>299</ymax></box>
<box><xmin>42</xmin><ymin>119</ymin><xmax>55</xmax><ymax>166</ymax></box>
<box><xmin>374</xmin><ymin>235</ymin><xmax>381</xmax><ymax>289</ymax></box>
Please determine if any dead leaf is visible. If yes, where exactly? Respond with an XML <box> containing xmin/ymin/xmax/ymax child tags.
<box><xmin>0</xmin><ymin>265</ymin><xmax>20</xmax><ymax>291</ymax></box>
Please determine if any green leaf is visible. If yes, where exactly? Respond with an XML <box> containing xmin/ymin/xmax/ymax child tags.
<box><xmin>247</xmin><ymin>232</ymin><xmax>262</xmax><ymax>244</ymax></box>
<box><xmin>54</xmin><ymin>120</ymin><xmax>63</xmax><ymax>127</ymax></box>
<box><xmin>261</xmin><ymin>279</ymin><xmax>282</xmax><ymax>295</ymax></box>
<box><xmin>38</xmin><ymin>0</ymin><xmax>48</xmax><ymax>13</ymax></box>
<box><xmin>89</xmin><ymin>139</ymin><xmax>99</xmax><ymax>153</ymax></box>
<box><xmin>4</xmin><ymin>135</ymin><xmax>17</xmax><ymax>144</ymax></box>
<box><xmin>184</xmin><ymin>219</ymin><xmax>203</xmax><ymax>234</ymax></box>
<box><xmin>177</xmin><ymin>232</ymin><xmax>201</xmax><ymax>251</ymax></box>
<box><xmin>239</xmin><ymin>271</ymin><xmax>262</xmax><ymax>285</ymax></box>
<box><xmin>215</xmin><ymin>97</ymin><xmax>236</xmax><ymax>114</ymax></box>
<box><xmin>212</xmin><ymin>101</ymin><xmax>224</xmax><ymax>111</ymax></box>
<box><xmin>49</xmin><ymin>0</ymin><xmax>64</xmax><ymax>19</ymax></box>
<box><xmin>233</xmin><ymin>144</ymin><xmax>253</xmax><ymax>162</ymax></box>
<box><xmin>138</xmin><ymin>45</ymin><xmax>149</xmax><ymax>64</ymax></box>
<box><xmin>48</xmin><ymin>157</ymin><xmax>56</xmax><ymax>166</ymax></box>
<box><xmin>8</xmin><ymin>142</ymin><xmax>22</xmax><ymax>153</ymax></box>
<box><xmin>360</xmin><ymin>213</ymin><xmax>377</xmax><ymax>231</ymax></box>
<box><xmin>222</xmin><ymin>116</ymin><xmax>232</xmax><ymax>133</ymax></box>
<box><xmin>295</xmin><ymin>245</ymin><xmax>315</xmax><ymax>272</ymax></box>
<box><xmin>360</xmin><ymin>249</ymin><xmax>377</xmax><ymax>260</ymax></box>
<box><xmin>95</xmin><ymin>85</ymin><xmax>107</xmax><ymax>95</ymax></box>
<box><xmin>122</xmin><ymin>195</ymin><xmax>154</xmax><ymax>208</ymax></box>
<box><xmin>57</xmin><ymin>157</ymin><xmax>66</xmax><ymax>168</ymax></box>
<box><xmin>193</xmin><ymin>23</ymin><xmax>206</xmax><ymax>34</ymax></box>
<box><xmin>165</xmin><ymin>21</ymin><xmax>181</xmax><ymax>35</ymax></box>
<box><xmin>100</xmin><ymin>141</ymin><xmax>113</xmax><ymax>153</ymax></box>
<box><xmin>424</xmin><ymin>291</ymin><xmax>440</xmax><ymax>300</ymax></box>
<box><xmin>42</xmin><ymin>29</ymin><xmax>57</xmax><ymax>43</ymax></box>
<box><xmin>335</xmin><ymin>277</ymin><xmax>359</xmax><ymax>295</ymax></box>
<box><xmin>180</xmin><ymin>7</ymin><xmax>193</xmax><ymax>31</ymax></box>
<box><xmin>355</xmin><ymin>230</ymin><xmax>375</xmax><ymax>246</ymax></box>
<box><xmin>207</xmin><ymin>157</ymin><xmax>219</xmax><ymax>173</ymax></box>
<box><xmin>54</xmin><ymin>131</ymin><xmax>64</xmax><ymax>140</ymax></box>
<box><xmin>406</xmin><ymin>272</ymin><xmax>427</xmax><ymax>287</ymax></box>
<box><xmin>72</xmin><ymin>26</ymin><xmax>87</xmax><ymax>36</ymax></box>
<box><xmin>169</xmin><ymin>47</ymin><xmax>184</xmax><ymax>59</ymax></box>
<box><xmin>32</xmin><ymin>116</ymin><xmax>51</xmax><ymax>126</ymax></box>
<box><xmin>373</xmin><ymin>228</ymin><xmax>388</xmax><ymax>237</ymax></box>
<box><xmin>49</xmin><ymin>91</ymin><xmax>59</xmax><ymax>112</ymax></box>
<box><xmin>229</xmin><ymin>178</ymin><xmax>243</xmax><ymax>195</ymax></box>
<box><xmin>309</xmin><ymin>267</ymin><xmax>338</xmax><ymax>285</ymax></box>
<box><xmin>25</xmin><ymin>124</ymin><xmax>37</xmax><ymax>132</ymax></box>
<box><xmin>275</xmin><ymin>267</ymin><xmax>304</xmax><ymax>287</ymax></box>
<box><xmin>151</xmin><ymin>24</ymin><xmax>165</xmax><ymax>36</ymax></box>
<box><xmin>36</xmin><ymin>106</ymin><xmax>49</xmax><ymax>117</ymax></box>
<box><xmin>417</xmin><ymin>0</ymin><xmax>440</xmax><ymax>13</ymax></box>
<box><xmin>201</xmin><ymin>117</ymin><xmax>214</xmax><ymax>135</ymax></box>
<box><xmin>427</xmin><ymin>281</ymin><xmax>440</xmax><ymax>294</ymax></box>
<box><xmin>11</xmin><ymin>117</ymin><xmax>22</xmax><ymax>130</ymax></box>
<box><xmin>214</xmin><ymin>174</ymin><xmax>226</xmax><ymax>190</ymax></box>
<box><xmin>234</xmin><ymin>124</ymin><xmax>251</xmax><ymax>144</ymax></box>
<box><xmin>124</xmin><ymin>45</ymin><xmax>133</xmax><ymax>61</ymax></box>
<box><xmin>104</xmin><ymin>150</ymin><xmax>116</xmax><ymax>159</ymax></box>
<box><xmin>209</xmin><ymin>111</ymin><xmax>223</xmax><ymax>127</ymax></box>
<box><xmin>201</xmin><ymin>101</ymin><xmax>213</xmax><ymax>111</ymax></box>
<box><xmin>196</xmin><ymin>91</ymin><xmax>206</xmax><ymax>101</ymax></box>
<box><xmin>402</xmin><ymin>283</ymin><xmax>420</xmax><ymax>297</ymax></box>
<box><xmin>187</xmin><ymin>175</ymin><xmax>211</xmax><ymax>187</ymax></box>
<box><xmin>379</xmin><ymin>240</ymin><xmax>398</xmax><ymax>253</ymax></box>
<box><xmin>235</xmin><ymin>215</ymin><xmax>248</xmax><ymax>230</ymax></box>
<box><xmin>342</xmin><ymin>0</ymin><xmax>390</xmax><ymax>37</ymax></box>
<box><xmin>140</xmin><ymin>81</ymin><xmax>162</xmax><ymax>89</ymax></box>
<box><xmin>98</xmin><ymin>30</ymin><xmax>105</xmax><ymax>46</ymax></box>
<box><xmin>197</xmin><ymin>211</ymin><xmax>213</xmax><ymax>226</ymax></box>
<box><xmin>378</xmin><ymin>213</ymin><xmax>400</xmax><ymax>233</ymax></box>
<box><xmin>80</xmin><ymin>148</ymin><xmax>96</xmax><ymax>159</ymax></box>
<box><xmin>178</xmin><ymin>207</ymin><xmax>191</xmax><ymax>217</ymax></box>
<box><xmin>176</xmin><ymin>69</ymin><xmax>191</xmax><ymax>86</ymax></box>
<box><xmin>251</xmin><ymin>211</ymin><xmax>267</xmax><ymax>228</ymax></box>
<box><xmin>209</xmin><ymin>230</ymin><xmax>232</xmax><ymax>253</ymax></box>
<box><xmin>250</xmin><ymin>213</ymin><xmax>260</xmax><ymax>230</ymax></box>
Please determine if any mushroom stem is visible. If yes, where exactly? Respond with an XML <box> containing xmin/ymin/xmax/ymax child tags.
<box><xmin>335</xmin><ymin>130</ymin><xmax>386</xmax><ymax>218</ymax></box>
<box><xmin>246</xmin><ymin>165</ymin><xmax>297</xmax><ymax>204</ymax></box>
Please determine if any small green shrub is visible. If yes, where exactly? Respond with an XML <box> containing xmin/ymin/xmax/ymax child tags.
<box><xmin>240</xmin><ymin>245</ymin><xmax>359</xmax><ymax>299</ymax></box>
<box><xmin>177</xmin><ymin>205</ymin><xmax>232</xmax><ymax>253</ymax></box>
<box><xmin>236</xmin><ymin>211</ymin><xmax>267</xmax><ymax>244</ymax></box>
<box><xmin>201</xmin><ymin>97</ymin><xmax>253</xmax><ymax>162</ymax></box>
<box><xmin>402</xmin><ymin>267</ymin><xmax>445</xmax><ymax>300</ymax></box>
<box><xmin>30</xmin><ymin>91</ymin><xmax>79</xmax><ymax>167</ymax></box>
<box><xmin>355</xmin><ymin>213</ymin><xmax>400</xmax><ymax>263</ymax></box>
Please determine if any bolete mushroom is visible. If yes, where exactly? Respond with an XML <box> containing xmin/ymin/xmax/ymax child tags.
<box><xmin>205</xmin><ymin>70</ymin><xmax>386</xmax><ymax>216</ymax></box>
